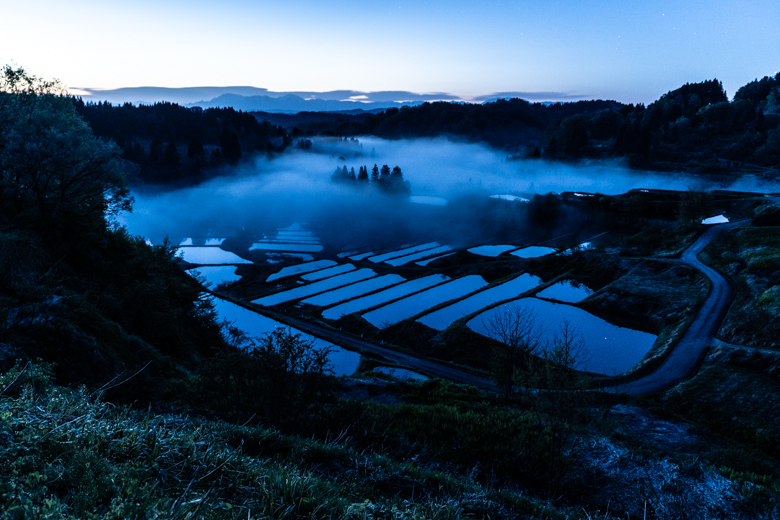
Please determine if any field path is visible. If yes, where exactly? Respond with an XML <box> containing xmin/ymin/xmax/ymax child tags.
<box><xmin>613</xmin><ymin>220</ymin><xmax>747</xmax><ymax>394</ymax></box>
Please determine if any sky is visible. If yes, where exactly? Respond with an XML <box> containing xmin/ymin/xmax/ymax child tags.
<box><xmin>2</xmin><ymin>0</ymin><xmax>779</xmax><ymax>103</ymax></box>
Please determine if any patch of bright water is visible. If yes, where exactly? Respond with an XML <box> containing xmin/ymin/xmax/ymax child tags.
<box><xmin>410</xmin><ymin>196</ymin><xmax>448</xmax><ymax>206</ymax></box>
<box><xmin>511</xmin><ymin>246</ymin><xmax>557</xmax><ymax>258</ymax></box>
<box><xmin>300</xmin><ymin>264</ymin><xmax>356</xmax><ymax>281</ymax></box>
<box><xmin>702</xmin><ymin>215</ymin><xmax>729</xmax><ymax>225</ymax></box>
<box><xmin>368</xmin><ymin>243</ymin><xmax>440</xmax><ymax>263</ymax></box>
<box><xmin>362</xmin><ymin>275</ymin><xmax>488</xmax><ymax>329</ymax></box>
<box><xmin>205</xmin><ymin>238</ymin><xmax>226</xmax><ymax>245</ymax></box>
<box><xmin>348</xmin><ymin>251</ymin><xmax>375</xmax><ymax>261</ymax></box>
<box><xmin>278</xmin><ymin>222</ymin><xmax>307</xmax><ymax>231</ymax></box>
<box><xmin>265</xmin><ymin>253</ymin><xmax>314</xmax><ymax>263</ymax></box>
<box><xmin>416</xmin><ymin>252</ymin><xmax>455</xmax><ymax>266</ymax></box>
<box><xmin>249</xmin><ymin>242</ymin><xmax>324</xmax><ymax>252</ymax></box>
<box><xmin>177</xmin><ymin>247</ymin><xmax>253</xmax><ymax>265</ymax></box>
<box><xmin>253</xmin><ymin>269</ymin><xmax>377</xmax><ymax>306</ymax></box>
<box><xmin>373</xmin><ymin>367</ymin><xmax>429</xmax><ymax>381</ymax></box>
<box><xmin>266</xmin><ymin>260</ymin><xmax>338</xmax><ymax>282</ymax></box>
<box><xmin>179</xmin><ymin>238</ymin><xmax>193</xmax><ymax>246</ymax></box>
<box><xmin>467</xmin><ymin>245</ymin><xmax>517</xmax><ymax>257</ymax></box>
<box><xmin>385</xmin><ymin>246</ymin><xmax>453</xmax><ymax>267</ymax></box>
<box><xmin>302</xmin><ymin>274</ymin><xmax>406</xmax><ymax>306</ymax></box>
<box><xmin>322</xmin><ymin>274</ymin><xmax>450</xmax><ymax>321</ymax></box>
<box><xmin>211</xmin><ymin>296</ymin><xmax>359</xmax><ymax>376</ymax></box>
<box><xmin>467</xmin><ymin>299</ymin><xmax>656</xmax><ymax>375</ymax></box>
<box><xmin>186</xmin><ymin>266</ymin><xmax>241</xmax><ymax>287</ymax></box>
<box><xmin>490</xmin><ymin>194</ymin><xmax>529</xmax><ymax>202</ymax></box>
<box><xmin>417</xmin><ymin>274</ymin><xmax>542</xmax><ymax>331</ymax></box>
<box><xmin>536</xmin><ymin>280</ymin><xmax>593</xmax><ymax>303</ymax></box>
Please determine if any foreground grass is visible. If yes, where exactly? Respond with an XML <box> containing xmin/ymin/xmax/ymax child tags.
<box><xmin>0</xmin><ymin>365</ymin><xmax>573</xmax><ymax>520</ymax></box>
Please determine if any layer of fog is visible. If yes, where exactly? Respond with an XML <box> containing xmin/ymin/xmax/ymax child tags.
<box><xmin>120</xmin><ymin>136</ymin><xmax>780</xmax><ymax>245</ymax></box>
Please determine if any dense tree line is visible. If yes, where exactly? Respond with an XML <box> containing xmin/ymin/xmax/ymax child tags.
<box><xmin>542</xmin><ymin>76</ymin><xmax>780</xmax><ymax>170</ymax></box>
<box><xmin>255</xmin><ymin>98</ymin><xmax>623</xmax><ymax>150</ymax></box>
<box><xmin>331</xmin><ymin>163</ymin><xmax>411</xmax><ymax>194</ymax></box>
<box><xmin>73</xmin><ymin>99</ymin><xmax>292</xmax><ymax>185</ymax></box>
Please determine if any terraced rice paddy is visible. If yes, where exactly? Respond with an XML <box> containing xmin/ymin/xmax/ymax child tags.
<box><xmin>368</xmin><ymin>243</ymin><xmax>440</xmax><ymax>263</ymax></box>
<box><xmin>205</xmin><ymin>238</ymin><xmax>227</xmax><ymax>245</ymax></box>
<box><xmin>385</xmin><ymin>245</ymin><xmax>452</xmax><ymax>267</ymax></box>
<box><xmin>266</xmin><ymin>260</ymin><xmax>337</xmax><ymax>282</ymax></box>
<box><xmin>417</xmin><ymin>274</ymin><xmax>542</xmax><ymax>331</ymax></box>
<box><xmin>300</xmin><ymin>263</ymin><xmax>355</xmax><ymax>281</ymax></box>
<box><xmin>186</xmin><ymin>266</ymin><xmax>241</xmax><ymax>287</ymax></box>
<box><xmin>348</xmin><ymin>251</ymin><xmax>376</xmax><ymax>261</ymax></box>
<box><xmin>249</xmin><ymin>242</ymin><xmax>324</xmax><ymax>252</ymax></box>
<box><xmin>467</xmin><ymin>298</ymin><xmax>657</xmax><ymax>375</ymax></box>
<box><xmin>702</xmin><ymin>214</ymin><xmax>729</xmax><ymax>224</ymax></box>
<box><xmin>362</xmin><ymin>275</ymin><xmax>488</xmax><ymax>329</ymax></box>
<box><xmin>322</xmin><ymin>274</ymin><xmax>450</xmax><ymax>321</ymax></box>
<box><xmin>511</xmin><ymin>246</ymin><xmax>557</xmax><ymax>258</ymax></box>
<box><xmin>253</xmin><ymin>269</ymin><xmax>377</xmax><ymax>306</ymax></box>
<box><xmin>302</xmin><ymin>274</ymin><xmax>406</xmax><ymax>306</ymax></box>
<box><xmin>536</xmin><ymin>280</ymin><xmax>593</xmax><ymax>303</ymax></box>
<box><xmin>467</xmin><ymin>245</ymin><xmax>517</xmax><ymax>257</ymax></box>
<box><xmin>177</xmin><ymin>247</ymin><xmax>253</xmax><ymax>265</ymax></box>
<box><xmin>416</xmin><ymin>252</ymin><xmax>455</xmax><ymax>266</ymax></box>
<box><xmin>211</xmin><ymin>296</ymin><xmax>360</xmax><ymax>376</ymax></box>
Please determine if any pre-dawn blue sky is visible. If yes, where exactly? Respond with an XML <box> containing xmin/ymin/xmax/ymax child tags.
<box><xmin>3</xmin><ymin>0</ymin><xmax>778</xmax><ymax>103</ymax></box>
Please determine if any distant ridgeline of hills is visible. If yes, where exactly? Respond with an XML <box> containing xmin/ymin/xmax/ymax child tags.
<box><xmin>74</xmin><ymin>73</ymin><xmax>780</xmax><ymax>186</ymax></box>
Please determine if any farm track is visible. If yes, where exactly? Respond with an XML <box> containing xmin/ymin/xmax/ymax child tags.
<box><xmin>611</xmin><ymin>220</ymin><xmax>748</xmax><ymax>394</ymax></box>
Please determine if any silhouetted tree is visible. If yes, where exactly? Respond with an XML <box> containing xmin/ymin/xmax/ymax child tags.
<box><xmin>149</xmin><ymin>136</ymin><xmax>163</xmax><ymax>161</ymax></box>
<box><xmin>220</xmin><ymin>128</ymin><xmax>242</xmax><ymax>162</ymax></box>
<box><xmin>163</xmin><ymin>142</ymin><xmax>180</xmax><ymax>165</ymax></box>
<box><xmin>187</xmin><ymin>137</ymin><xmax>204</xmax><ymax>159</ymax></box>
<box><xmin>357</xmin><ymin>165</ymin><xmax>368</xmax><ymax>182</ymax></box>
<box><xmin>371</xmin><ymin>164</ymin><xmax>380</xmax><ymax>183</ymax></box>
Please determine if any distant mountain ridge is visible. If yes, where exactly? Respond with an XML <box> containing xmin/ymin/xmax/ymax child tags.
<box><xmin>184</xmin><ymin>93</ymin><xmax>425</xmax><ymax>113</ymax></box>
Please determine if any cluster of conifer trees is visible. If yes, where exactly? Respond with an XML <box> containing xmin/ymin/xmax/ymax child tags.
<box><xmin>331</xmin><ymin>163</ymin><xmax>411</xmax><ymax>194</ymax></box>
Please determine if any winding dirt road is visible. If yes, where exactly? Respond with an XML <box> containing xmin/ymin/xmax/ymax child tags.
<box><xmin>612</xmin><ymin>220</ymin><xmax>747</xmax><ymax>394</ymax></box>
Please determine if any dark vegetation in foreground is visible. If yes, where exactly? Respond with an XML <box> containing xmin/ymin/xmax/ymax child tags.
<box><xmin>2</xmin><ymin>65</ymin><xmax>780</xmax><ymax>517</ymax></box>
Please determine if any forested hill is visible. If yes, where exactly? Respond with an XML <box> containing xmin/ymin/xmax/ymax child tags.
<box><xmin>255</xmin><ymin>98</ymin><xmax>624</xmax><ymax>151</ymax></box>
<box><xmin>542</xmin><ymin>75</ymin><xmax>780</xmax><ymax>171</ymax></box>
<box><xmin>73</xmin><ymin>99</ymin><xmax>291</xmax><ymax>185</ymax></box>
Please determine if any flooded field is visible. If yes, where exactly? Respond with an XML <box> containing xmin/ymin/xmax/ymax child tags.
<box><xmin>186</xmin><ymin>266</ymin><xmax>241</xmax><ymax>287</ymax></box>
<box><xmin>211</xmin><ymin>296</ymin><xmax>360</xmax><ymax>376</ymax></box>
<box><xmin>417</xmin><ymin>274</ymin><xmax>542</xmax><ymax>331</ymax></box>
<box><xmin>253</xmin><ymin>269</ymin><xmax>377</xmax><ymax>306</ymax></box>
<box><xmin>468</xmin><ymin>298</ymin><xmax>657</xmax><ymax>375</ymax></box>
<box><xmin>467</xmin><ymin>245</ymin><xmax>517</xmax><ymax>257</ymax></box>
<box><xmin>322</xmin><ymin>274</ymin><xmax>450</xmax><ymax>320</ymax></box>
<box><xmin>300</xmin><ymin>263</ymin><xmax>356</xmax><ymax>281</ymax></box>
<box><xmin>302</xmin><ymin>274</ymin><xmax>406</xmax><ymax>306</ymax></box>
<box><xmin>363</xmin><ymin>275</ymin><xmax>488</xmax><ymax>329</ymax></box>
<box><xmin>511</xmin><ymin>246</ymin><xmax>557</xmax><ymax>258</ymax></box>
<box><xmin>266</xmin><ymin>259</ymin><xmax>338</xmax><ymax>282</ymax></box>
<box><xmin>177</xmin><ymin>247</ymin><xmax>252</xmax><ymax>265</ymax></box>
<box><xmin>536</xmin><ymin>280</ymin><xmax>593</xmax><ymax>303</ymax></box>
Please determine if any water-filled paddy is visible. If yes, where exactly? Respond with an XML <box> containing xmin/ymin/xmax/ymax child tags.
<box><xmin>177</xmin><ymin>247</ymin><xmax>253</xmax><ymax>265</ymax></box>
<box><xmin>249</xmin><ymin>242</ymin><xmax>324</xmax><ymax>252</ymax></box>
<box><xmin>253</xmin><ymin>269</ymin><xmax>377</xmax><ymax>306</ymax></box>
<box><xmin>702</xmin><ymin>214</ymin><xmax>729</xmax><ymax>224</ymax></box>
<box><xmin>186</xmin><ymin>266</ymin><xmax>241</xmax><ymax>287</ymax></box>
<box><xmin>417</xmin><ymin>274</ymin><xmax>541</xmax><ymax>331</ymax></box>
<box><xmin>467</xmin><ymin>245</ymin><xmax>517</xmax><ymax>257</ymax></box>
<box><xmin>362</xmin><ymin>275</ymin><xmax>488</xmax><ymax>329</ymax></box>
<box><xmin>416</xmin><ymin>252</ymin><xmax>455</xmax><ymax>266</ymax></box>
<box><xmin>302</xmin><ymin>274</ymin><xmax>406</xmax><ymax>306</ymax></box>
<box><xmin>368</xmin><ymin>243</ymin><xmax>440</xmax><ymax>263</ymax></box>
<box><xmin>266</xmin><ymin>260</ymin><xmax>337</xmax><ymax>282</ymax></box>
<box><xmin>301</xmin><ymin>263</ymin><xmax>356</xmax><ymax>281</ymax></box>
<box><xmin>467</xmin><ymin>299</ymin><xmax>656</xmax><ymax>375</ymax></box>
<box><xmin>511</xmin><ymin>246</ymin><xmax>557</xmax><ymax>258</ymax></box>
<box><xmin>536</xmin><ymin>280</ymin><xmax>593</xmax><ymax>303</ymax></box>
<box><xmin>211</xmin><ymin>296</ymin><xmax>360</xmax><ymax>376</ymax></box>
<box><xmin>385</xmin><ymin>245</ymin><xmax>453</xmax><ymax>267</ymax></box>
<box><xmin>322</xmin><ymin>274</ymin><xmax>450</xmax><ymax>320</ymax></box>
<box><xmin>348</xmin><ymin>251</ymin><xmax>375</xmax><ymax>261</ymax></box>
<box><xmin>205</xmin><ymin>238</ymin><xmax>226</xmax><ymax>245</ymax></box>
